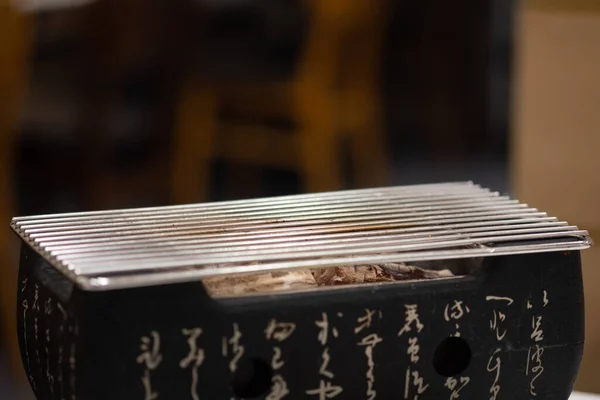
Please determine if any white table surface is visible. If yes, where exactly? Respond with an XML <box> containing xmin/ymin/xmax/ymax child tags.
<box><xmin>572</xmin><ymin>392</ymin><xmax>600</xmax><ymax>399</ymax></box>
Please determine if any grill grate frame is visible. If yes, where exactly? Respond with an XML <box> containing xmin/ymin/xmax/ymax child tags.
<box><xmin>11</xmin><ymin>182</ymin><xmax>592</xmax><ymax>291</ymax></box>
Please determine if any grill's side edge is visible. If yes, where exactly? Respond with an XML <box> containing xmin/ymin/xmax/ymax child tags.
<box><xmin>16</xmin><ymin>244</ymin><xmax>82</xmax><ymax>400</ymax></box>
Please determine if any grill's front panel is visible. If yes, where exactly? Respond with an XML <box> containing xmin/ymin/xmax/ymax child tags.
<box><xmin>12</xmin><ymin>183</ymin><xmax>590</xmax><ymax>399</ymax></box>
<box><xmin>18</xmin><ymin>249</ymin><xmax>584</xmax><ymax>400</ymax></box>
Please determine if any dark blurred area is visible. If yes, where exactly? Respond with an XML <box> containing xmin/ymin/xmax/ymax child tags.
<box><xmin>13</xmin><ymin>0</ymin><xmax>512</xmax><ymax>215</ymax></box>
<box><xmin>1</xmin><ymin>0</ymin><xmax>516</xmax><ymax>397</ymax></box>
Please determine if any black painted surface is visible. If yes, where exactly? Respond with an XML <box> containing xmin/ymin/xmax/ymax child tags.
<box><xmin>17</xmin><ymin>245</ymin><xmax>584</xmax><ymax>400</ymax></box>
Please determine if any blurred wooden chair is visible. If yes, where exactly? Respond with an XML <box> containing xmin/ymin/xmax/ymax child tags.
<box><xmin>171</xmin><ymin>0</ymin><xmax>389</xmax><ymax>204</ymax></box>
<box><xmin>0</xmin><ymin>1</ymin><xmax>31</xmax><ymax>380</ymax></box>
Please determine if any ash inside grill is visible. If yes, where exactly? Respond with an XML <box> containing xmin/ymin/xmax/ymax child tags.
<box><xmin>203</xmin><ymin>261</ymin><xmax>470</xmax><ymax>297</ymax></box>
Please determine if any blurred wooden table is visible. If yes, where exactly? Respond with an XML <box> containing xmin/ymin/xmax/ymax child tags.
<box><xmin>572</xmin><ymin>392</ymin><xmax>600</xmax><ymax>399</ymax></box>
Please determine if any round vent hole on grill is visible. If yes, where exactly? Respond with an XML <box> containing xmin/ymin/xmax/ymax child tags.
<box><xmin>432</xmin><ymin>336</ymin><xmax>472</xmax><ymax>377</ymax></box>
<box><xmin>231</xmin><ymin>357</ymin><xmax>272</xmax><ymax>398</ymax></box>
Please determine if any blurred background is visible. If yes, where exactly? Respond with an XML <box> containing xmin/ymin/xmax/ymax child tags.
<box><xmin>0</xmin><ymin>0</ymin><xmax>598</xmax><ymax>397</ymax></box>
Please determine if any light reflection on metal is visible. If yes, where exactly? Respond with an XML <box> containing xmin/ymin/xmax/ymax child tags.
<box><xmin>11</xmin><ymin>182</ymin><xmax>592</xmax><ymax>291</ymax></box>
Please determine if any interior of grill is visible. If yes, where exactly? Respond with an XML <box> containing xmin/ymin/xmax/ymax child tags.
<box><xmin>202</xmin><ymin>258</ymin><xmax>480</xmax><ymax>297</ymax></box>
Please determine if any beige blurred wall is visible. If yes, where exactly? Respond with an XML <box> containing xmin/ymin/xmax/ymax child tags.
<box><xmin>512</xmin><ymin>0</ymin><xmax>600</xmax><ymax>393</ymax></box>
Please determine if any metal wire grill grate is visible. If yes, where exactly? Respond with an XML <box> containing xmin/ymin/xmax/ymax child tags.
<box><xmin>11</xmin><ymin>182</ymin><xmax>592</xmax><ymax>290</ymax></box>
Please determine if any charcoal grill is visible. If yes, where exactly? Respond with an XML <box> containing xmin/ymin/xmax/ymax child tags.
<box><xmin>11</xmin><ymin>182</ymin><xmax>592</xmax><ymax>399</ymax></box>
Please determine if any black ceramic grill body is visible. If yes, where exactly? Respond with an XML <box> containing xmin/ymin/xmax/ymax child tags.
<box><xmin>11</xmin><ymin>183</ymin><xmax>590</xmax><ymax>400</ymax></box>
